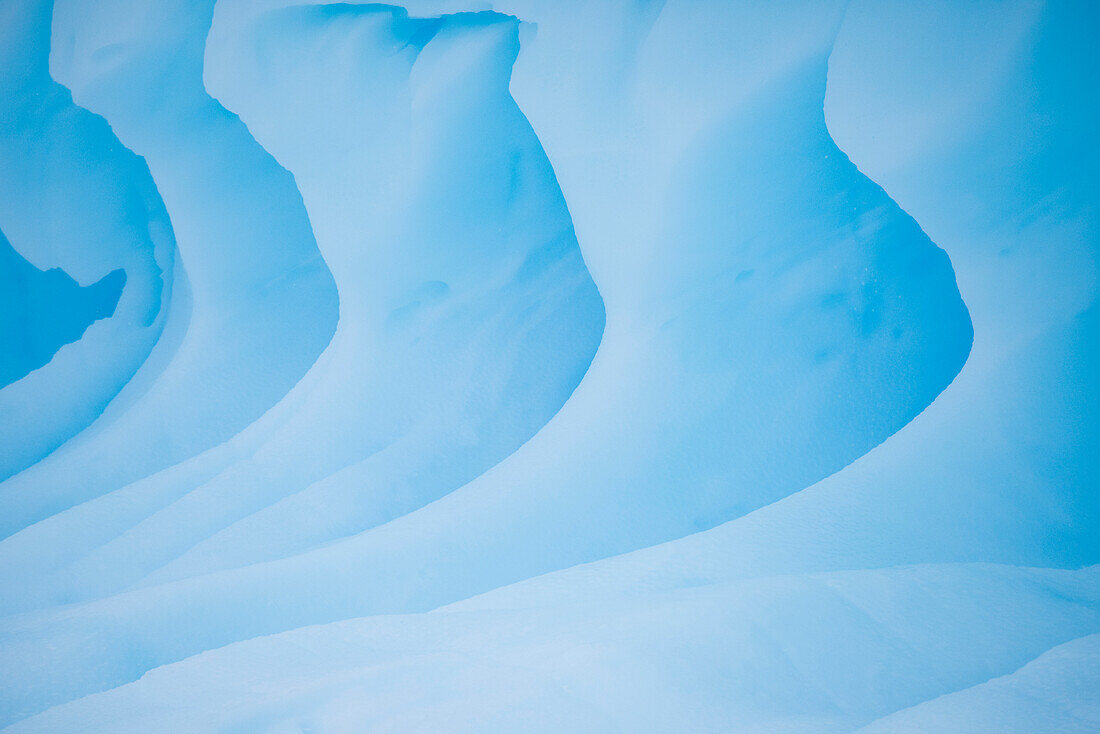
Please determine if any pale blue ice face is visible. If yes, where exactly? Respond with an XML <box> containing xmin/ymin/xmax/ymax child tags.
<box><xmin>0</xmin><ymin>1</ymin><xmax>1097</xmax><ymax>732</ymax></box>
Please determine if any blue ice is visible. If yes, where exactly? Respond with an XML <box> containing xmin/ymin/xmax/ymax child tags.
<box><xmin>0</xmin><ymin>0</ymin><xmax>1096</xmax><ymax>731</ymax></box>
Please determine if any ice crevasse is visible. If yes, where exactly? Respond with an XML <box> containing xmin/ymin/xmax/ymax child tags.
<box><xmin>0</xmin><ymin>0</ymin><xmax>1096</xmax><ymax>732</ymax></box>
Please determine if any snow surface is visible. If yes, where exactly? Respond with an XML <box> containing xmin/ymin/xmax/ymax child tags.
<box><xmin>0</xmin><ymin>0</ymin><xmax>1096</xmax><ymax>731</ymax></box>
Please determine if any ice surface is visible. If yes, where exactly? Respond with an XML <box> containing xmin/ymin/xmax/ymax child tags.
<box><xmin>859</xmin><ymin>633</ymin><xmax>1100</xmax><ymax>733</ymax></box>
<box><xmin>0</xmin><ymin>0</ymin><xmax>176</xmax><ymax>482</ymax></box>
<box><xmin>0</xmin><ymin>0</ymin><xmax>1096</xmax><ymax>731</ymax></box>
<box><xmin>6</xmin><ymin>564</ymin><xmax>1100</xmax><ymax>733</ymax></box>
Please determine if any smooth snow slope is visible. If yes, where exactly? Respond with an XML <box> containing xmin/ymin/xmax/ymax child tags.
<box><xmin>0</xmin><ymin>0</ymin><xmax>1096</xmax><ymax>731</ymax></box>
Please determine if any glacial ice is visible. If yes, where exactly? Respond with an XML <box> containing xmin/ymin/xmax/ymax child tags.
<box><xmin>0</xmin><ymin>0</ymin><xmax>1096</xmax><ymax>731</ymax></box>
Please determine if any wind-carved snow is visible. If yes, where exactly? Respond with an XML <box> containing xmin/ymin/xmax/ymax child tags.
<box><xmin>0</xmin><ymin>0</ymin><xmax>1096</xmax><ymax>732</ymax></box>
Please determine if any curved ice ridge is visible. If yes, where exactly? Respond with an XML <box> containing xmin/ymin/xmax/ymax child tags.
<box><xmin>0</xmin><ymin>0</ymin><xmax>1096</xmax><ymax>731</ymax></box>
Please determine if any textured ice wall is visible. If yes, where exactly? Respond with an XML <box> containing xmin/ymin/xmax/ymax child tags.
<box><xmin>0</xmin><ymin>0</ymin><xmax>1096</xmax><ymax>731</ymax></box>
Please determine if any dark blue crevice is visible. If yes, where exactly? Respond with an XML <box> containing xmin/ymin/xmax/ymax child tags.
<box><xmin>0</xmin><ymin>228</ymin><xmax>125</xmax><ymax>388</ymax></box>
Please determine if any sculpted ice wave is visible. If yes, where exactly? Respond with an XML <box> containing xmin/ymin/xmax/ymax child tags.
<box><xmin>0</xmin><ymin>0</ymin><xmax>1096</xmax><ymax>731</ymax></box>
<box><xmin>0</xmin><ymin>0</ymin><xmax>340</xmax><ymax>542</ymax></box>
<box><xmin>0</xmin><ymin>0</ymin><xmax>176</xmax><ymax>484</ymax></box>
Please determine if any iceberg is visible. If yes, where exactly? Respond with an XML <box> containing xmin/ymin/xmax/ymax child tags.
<box><xmin>0</xmin><ymin>0</ymin><xmax>1096</xmax><ymax>731</ymax></box>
